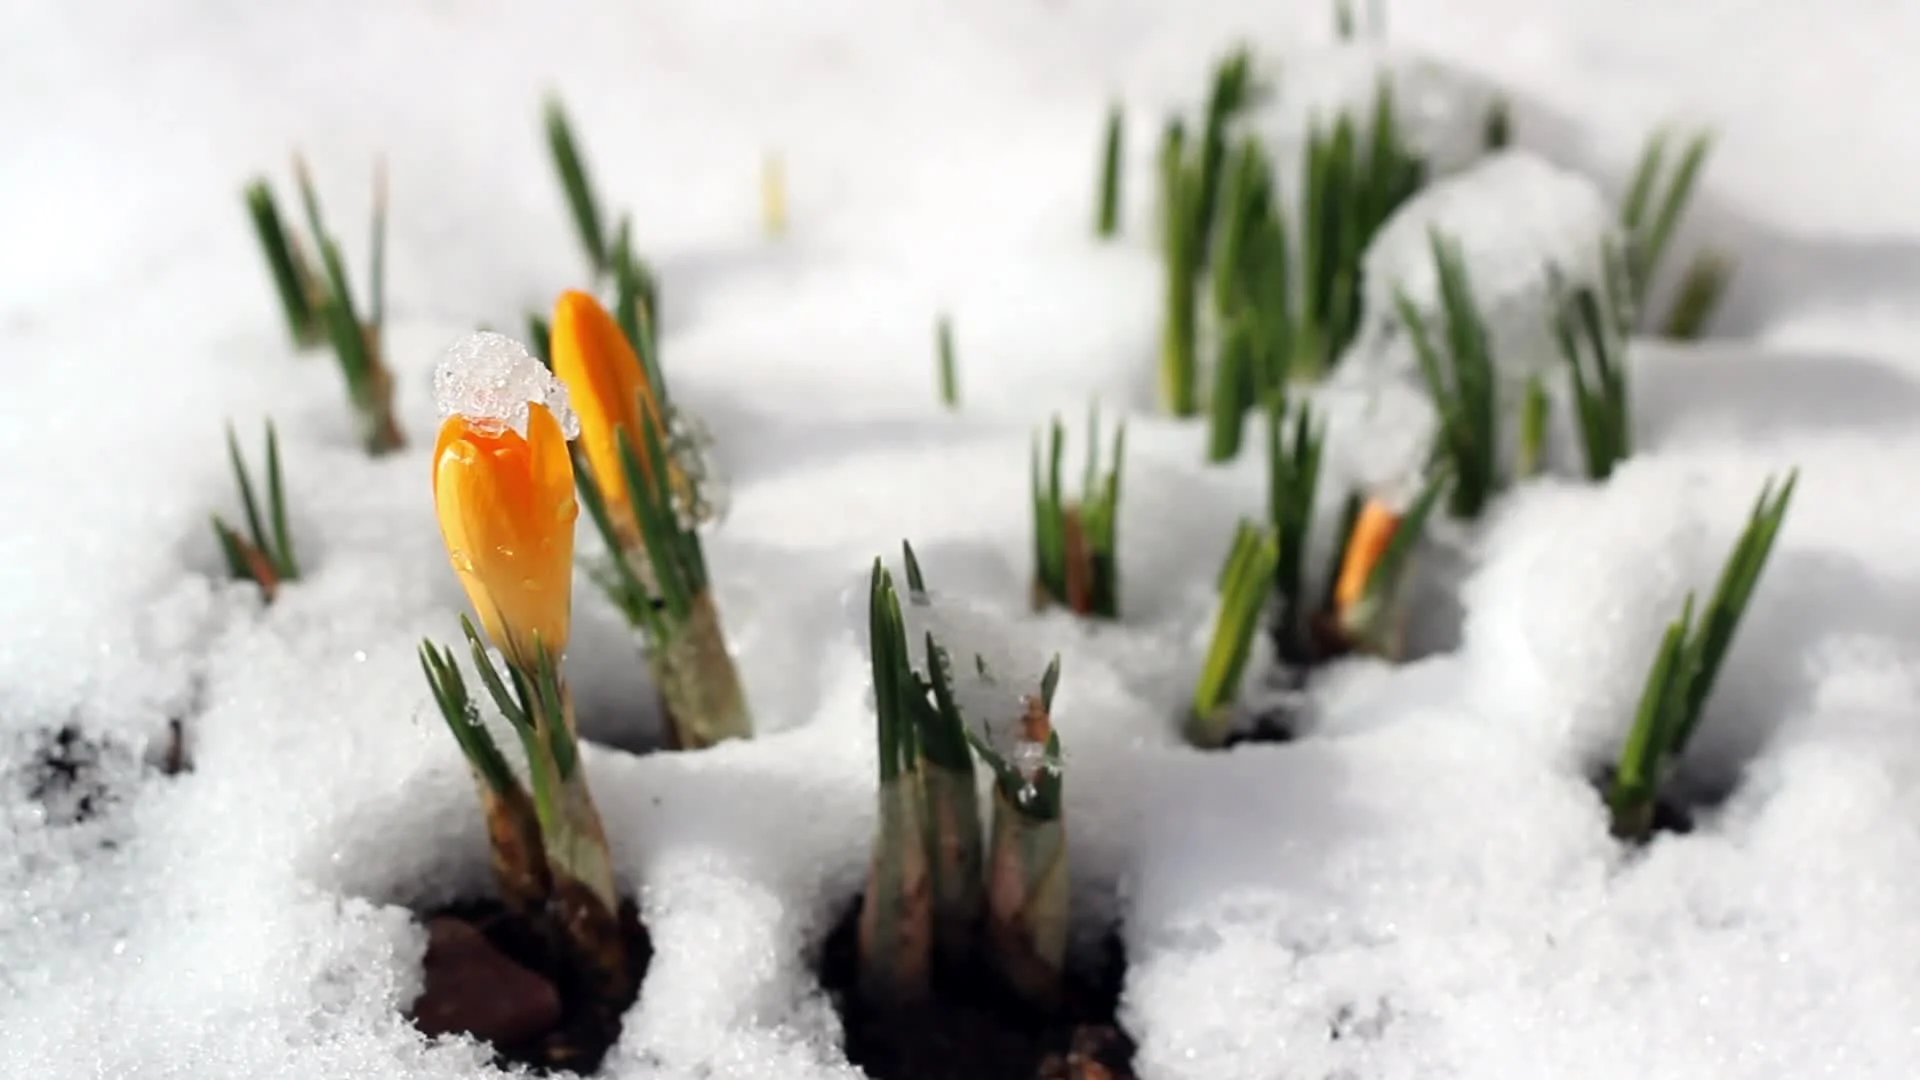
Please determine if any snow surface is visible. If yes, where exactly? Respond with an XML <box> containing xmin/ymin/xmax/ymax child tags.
<box><xmin>6</xmin><ymin>1</ymin><xmax>1920</xmax><ymax>1079</ymax></box>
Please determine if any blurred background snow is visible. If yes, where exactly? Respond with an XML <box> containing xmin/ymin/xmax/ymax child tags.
<box><xmin>4</xmin><ymin>1</ymin><xmax>1920</xmax><ymax>1078</ymax></box>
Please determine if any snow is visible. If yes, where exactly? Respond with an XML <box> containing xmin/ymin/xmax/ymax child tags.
<box><xmin>6</xmin><ymin>2</ymin><xmax>1920</xmax><ymax>1080</ymax></box>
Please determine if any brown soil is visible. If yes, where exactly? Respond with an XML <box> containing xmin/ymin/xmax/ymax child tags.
<box><xmin>410</xmin><ymin>897</ymin><xmax>652</xmax><ymax>1075</ymax></box>
<box><xmin>817</xmin><ymin>895</ymin><xmax>1138</xmax><ymax>1080</ymax></box>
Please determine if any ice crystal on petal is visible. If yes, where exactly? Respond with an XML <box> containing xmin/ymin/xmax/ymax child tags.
<box><xmin>433</xmin><ymin>331</ymin><xmax>580</xmax><ymax>438</ymax></box>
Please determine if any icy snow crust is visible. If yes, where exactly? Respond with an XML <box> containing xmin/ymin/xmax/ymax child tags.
<box><xmin>6</xmin><ymin>2</ymin><xmax>1920</xmax><ymax>1079</ymax></box>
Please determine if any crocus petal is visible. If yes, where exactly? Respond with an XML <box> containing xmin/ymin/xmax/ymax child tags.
<box><xmin>434</xmin><ymin>404</ymin><xmax>578</xmax><ymax>669</ymax></box>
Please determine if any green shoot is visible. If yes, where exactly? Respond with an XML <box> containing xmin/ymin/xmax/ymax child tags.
<box><xmin>1187</xmin><ymin>521</ymin><xmax>1280</xmax><ymax>747</ymax></box>
<box><xmin>1607</xmin><ymin>471</ymin><xmax>1797</xmax><ymax>842</ymax></box>
<box><xmin>1621</xmin><ymin>126</ymin><xmax>1731</xmax><ymax>336</ymax></box>
<box><xmin>419</xmin><ymin>640</ymin><xmax>550</xmax><ymax>918</ymax></box>
<box><xmin>1193</xmin><ymin>47</ymin><xmax>1255</xmax><ymax>267</ymax></box>
<box><xmin>1031</xmin><ymin>408</ymin><xmax>1125</xmax><ymax>618</ymax></box>
<box><xmin>860</xmin><ymin>561</ymin><xmax>934</xmax><ymax>1003</ymax></box>
<box><xmin>211</xmin><ymin>421</ymin><xmax>300</xmax><ymax>601</ymax></box>
<box><xmin>245</xmin><ymin>158</ymin><xmax>403</xmax><ymax>454</ymax></box>
<box><xmin>1661</xmin><ymin>251</ymin><xmax>1734</xmax><ymax>340</ymax></box>
<box><xmin>1335</xmin><ymin>0</ymin><xmax>1358</xmax><ymax>40</ymax></box>
<box><xmin>545</xmin><ymin>94</ymin><xmax>610</xmax><ymax>278</ymax></box>
<box><xmin>1204</xmin><ymin>136</ymin><xmax>1277</xmax><ymax>462</ymax></box>
<box><xmin>1160</xmin><ymin>119</ymin><xmax>1202</xmax><ymax>416</ymax></box>
<box><xmin>243</xmin><ymin>180</ymin><xmax>323</xmax><ymax>347</ymax></box>
<box><xmin>1266</xmin><ymin>398</ymin><xmax>1328</xmax><ymax>666</ymax></box>
<box><xmin>1398</xmin><ymin>229</ymin><xmax>1500</xmax><ymax>518</ymax></box>
<box><xmin>899</xmin><ymin>543</ymin><xmax>986</xmax><ymax>970</ymax></box>
<box><xmin>1483</xmin><ymin>97</ymin><xmax>1513</xmax><ymax>152</ymax></box>
<box><xmin>1095</xmin><ymin>102</ymin><xmax>1124</xmax><ymax>239</ymax></box>
<box><xmin>1517</xmin><ymin>374</ymin><xmax>1550</xmax><ymax>480</ymax></box>
<box><xmin>595</xmin><ymin>413</ymin><xmax>750</xmax><ymax>750</ymax></box>
<box><xmin>1551</xmin><ymin>253</ymin><xmax>1632</xmax><ymax>481</ymax></box>
<box><xmin>936</xmin><ymin>314</ymin><xmax>960</xmax><ymax>409</ymax></box>
<box><xmin>1290</xmin><ymin>79</ymin><xmax>1429</xmax><ymax>379</ymax></box>
<box><xmin>422</xmin><ymin>616</ymin><xmax>633</xmax><ymax>1000</ymax></box>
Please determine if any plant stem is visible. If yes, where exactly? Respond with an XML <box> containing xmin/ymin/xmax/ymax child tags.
<box><xmin>650</xmin><ymin>589</ymin><xmax>753</xmax><ymax>750</ymax></box>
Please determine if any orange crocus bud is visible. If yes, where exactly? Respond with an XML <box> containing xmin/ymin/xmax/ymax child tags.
<box><xmin>550</xmin><ymin>289</ymin><xmax>663</xmax><ymax>546</ymax></box>
<box><xmin>433</xmin><ymin>402</ymin><xmax>578</xmax><ymax>671</ymax></box>
<box><xmin>1334</xmin><ymin>497</ymin><xmax>1401</xmax><ymax>613</ymax></box>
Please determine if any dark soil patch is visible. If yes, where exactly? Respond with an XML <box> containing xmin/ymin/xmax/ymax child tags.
<box><xmin>1590</xmin><ymin>765</ymin><xmax>1738</xmax><ymax>844</ymax></box>
<box><xmin>818</xmin><ymin>895</ymin><xmax>1138</xmax><ymax>1080</ymax></box>
<box><xmin>24</xmin><ymin>724</ymin><xmax>130</xmax><ymax>825</ymax></box>
<box><xmin>411</xmin><ymin>897</ymin><xmax>652</xmax><ymax>1075</ymax></box>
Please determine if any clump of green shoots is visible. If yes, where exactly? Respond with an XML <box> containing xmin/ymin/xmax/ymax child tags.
<box><xmin>863</xmin><ymin>548</ymin><xmax>1069</xmax><ymax>1012</ymax></box>
<box><xmin>1199</xmin><ymin>77</ymin><xmax>1430</xmax><ymax>461</ymax></box>
<box><xmin>243</xmin><ymin>158</ymin><xmax>404</xmax><ymax>455</ymax></box>
<box><xmin>1288</xmin><ymin>80</ymin><xmax>1428</xmax><ymax>381</ymax></box>
<box><xmin>1621</xmin><ymin>126</ymin><xmax>1731</xmax><ymax>340</ymax></box>
<box><xmin>1095</xmin><ymin>103</ymin><xmax>1125</xmax><ymax>239</ymax></box>
<box><xmin>576</xmin><ymin>408</ymin><xmax>746</xmax><ymax>751</ymax></box>
<box><xmin>1160</xmin><ymin>48</ymin><xmax>1258</xmax><ymax>417</ymax></box>
<box><xmin>545</xmin><ymin>95</ymin><xmax>660</xmax><ymax>345</ymax></box>
<box><xmin>1550</xmin><ymin>244</ymin><xmax>1636</xmax><ymax>481</ymax></box>
<box><xmin>935</xmin><ymin>314</ymin><xmax>959</xmax><ymax>409</ymax></box>
<box><xmin>1185</xmin><ymin>520</ymin><xmax>1279</xmax><ymax>747</ymax></box>
<box><xmin>1607</xmin><ymin>472</ymin><xmax>1797</xmax><ymax>843</ymax></box>
<box><xmin>1032</xmin><ymin>409</ymin><xmax>1125</xmax><ymax>618</ymax></box>
<box><xmin>419</xmin><ymin>617</ymin><xmax>635</xmax><ymax>1002</ymax></box>
<box><xmin>1398</xmin><ymin>229</ymin><xmax>1501</xmax><ymax>519</ymax></box>
<box><xmin>211</xmin><ymin>421</ymin><xmax>299</xmax><ymax>602</ymax></box>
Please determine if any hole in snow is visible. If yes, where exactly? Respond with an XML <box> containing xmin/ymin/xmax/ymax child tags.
<box><xmin>407</xmin><ymin>894</ymin><xmax>653</xmax><ymax>1076</ymax></box>
<box><xmin>815</xmin><ymin>893</ymin><xmax>1137</xmax><ymax>1080</ymax></box>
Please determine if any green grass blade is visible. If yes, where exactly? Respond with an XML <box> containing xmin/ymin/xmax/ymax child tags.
<box><xmin>1672</xmin><ymin>471</ymin><xmax>1797</xmax><ymax>751</ymax></box>
<box><xmin>243</xmin><ymin>180</ymin><xmax>316</xmax><ymax>345</ymax></box>
<box><xmin>1096</xmin><ymin>102</ymin><xmax>1124</xmax><ymax>238</ymax></box>
<box><xmin>1661</xmin><ymin>251</ymin><xmax>1734</xmax><ymax>340</ymax></box>
<box><xmin>936</xmin><ymin>314</ymin><xmax>959</xmax><ymax>409</ymax></box>
<box><xmin>264</xmin><ymin>421</ymin><xmax>297</xmax><ymax>579</ymax></box>
<box><xmin>544</xmin><ymin>95</ymin><xmax>609</xmax><ymax>276</ymax></box>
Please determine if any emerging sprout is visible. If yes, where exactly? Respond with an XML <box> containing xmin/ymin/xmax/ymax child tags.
<box><xmin>1094</xmin><ymin>103</ymin><xmax>1125</xmax><ymax>239</ymax></box>
<box><xmin>242</xmin><ymin>157</ymin><xmax>403</xmax><ymax>455</ymax></box>
<box><xmin>1621</xmin><ymin>126</ymin><xmax>1731</xmax><ymax>339</ymax></box>
<box><xmin>1160</xmin><ymin>48</ymin><xmax>1259</xmax><ymax>418</ymax></box>
<box><xmin>1265</xmin><ymin>399</ymin><xmax>1328</xmax><ymax>667</ymax></box>
<box><xmin>1187</xmin><ymin>521</ymin><xmax>1280</xmax><ymax>748</ymax></box>
<box><xmin>1608</xmin><ymin>472</ymin><xmax>1796</xmax><ymax>843</ymax></box>
<box><xmin>862</xmin><ymin>547</ymin><xmax>1069</xmax><ymax>1012</ymax></box>
<box><xmin>935</xmin><ymin>314</ymin><xmax>959</xmax><ymax>410</ymax></box>
<box><xmin>553</xmin><ymin>291</ymin><xmax>751</xmax><ymax>750</ymax></box>
<box><xmin>1550</xmin><ymin>246</ymin><xmax>1634</xmax><ymax>481</ymax></box>
<box><xmin>211</xmin><ymin>420</ymin><xmax>299</xmax><ymax>601</ymax></box>
<box><xmin>1398</xmin><ymin>229</ymin><xmax>1500</xmax><ymax>519</ymax></box>
<box><xmin>1031</xmin><ymin>408</ymin><xmax>1125</xmax><ymax>619</ymax></box>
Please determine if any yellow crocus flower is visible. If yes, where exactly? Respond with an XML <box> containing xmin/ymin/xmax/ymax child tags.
<box><xmin>549</xmin><ymin>289</ymin><xmax>663</xmax><ymax>547</ymax></box>
<box><xmin>433</xmin><ymin>403</ymin><xmax>578</xmax><ymax>671</ymax></box>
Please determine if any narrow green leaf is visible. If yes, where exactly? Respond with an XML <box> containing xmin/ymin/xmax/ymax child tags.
<box><xmin>1096</xmin><ymin>102</ymin><xmax>1124</xmax><ymax>238</ymax></box>
<box><xmin>243</xmin><ymin>180</ymin><xmax>316</xmax><ymax>345</ymax></box>
<box><xmin>545</xmin><ymin>95</ymin><xmax>609</xmax><ymax>276</ymax></box>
